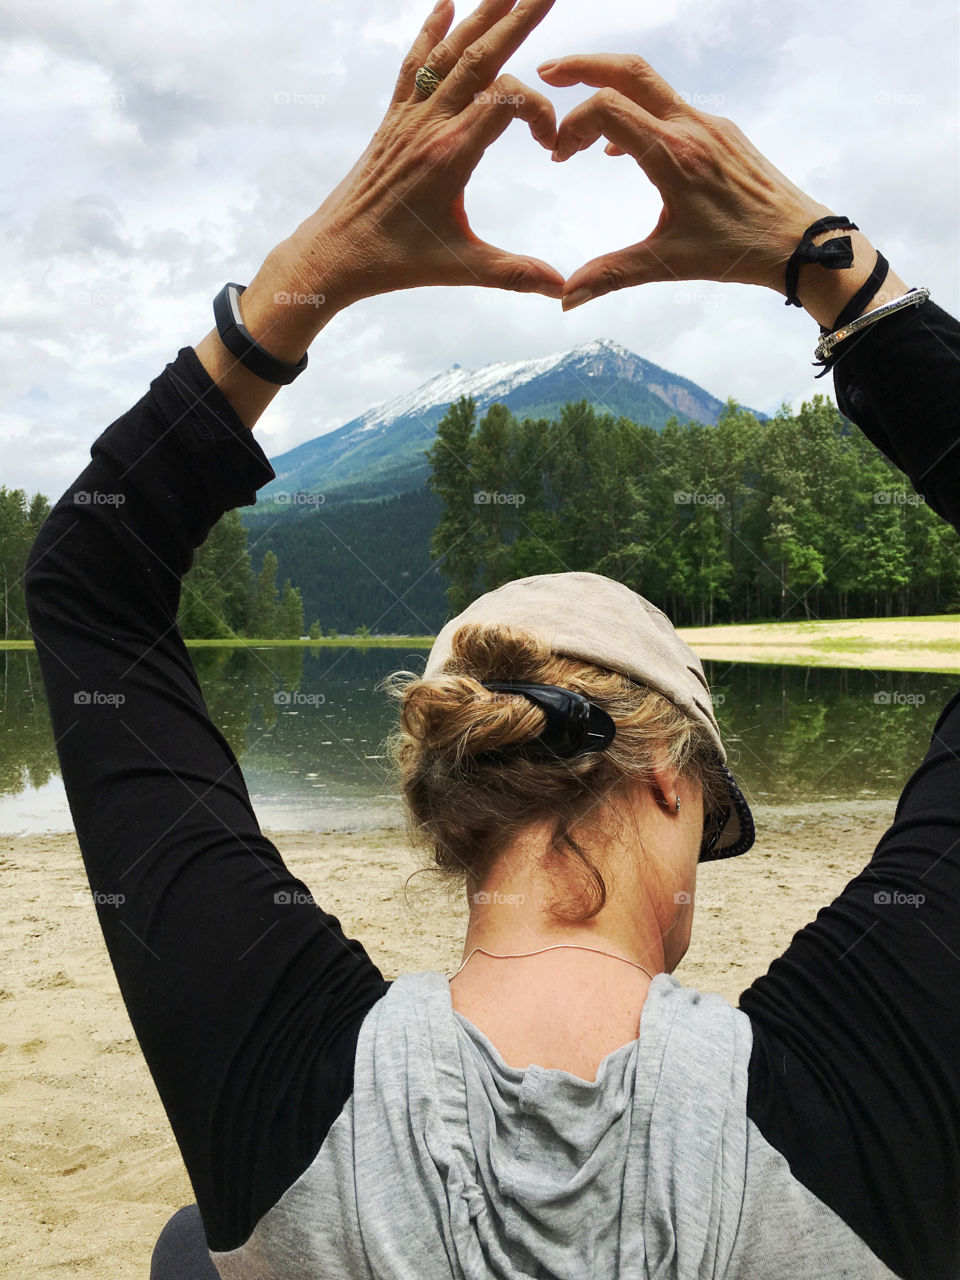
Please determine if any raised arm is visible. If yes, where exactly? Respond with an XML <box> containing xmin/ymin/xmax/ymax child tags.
<box><xmin>23</xmin><ymin>0</ymin><xmax>562</xmax><ymax>1255</ymax></box>
<box><xmin>543</xmin><ymin>52</ymin><xmax>960</xmax><ymax>1280</ymax></box>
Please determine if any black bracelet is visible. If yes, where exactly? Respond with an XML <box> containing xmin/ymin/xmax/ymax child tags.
<box><xmin>812</xmin><ymin>251</ymin><xmax>892</xmax><ymax>379</ymax></box>
<box><xmin>828</xmin><ymin>251</ymin><xmax>890</xmax><ymax>332</ymax></box>
<box><xmin>784</xmin><ymin>216</ymin><xmax>859</xmax><ymax>308</ymax></box>
<box><xmin>212</xmin><ymin>283</ymin><xmax>309</xmax><ymax>386</ymax></box>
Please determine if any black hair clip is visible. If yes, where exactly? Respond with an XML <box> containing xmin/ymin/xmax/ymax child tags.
<box><xmin>474</xmin><ymin>681</ymin><xmax>616</xmax><ymax>763</ymax></box>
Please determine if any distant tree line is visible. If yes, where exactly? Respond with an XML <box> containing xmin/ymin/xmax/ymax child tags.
<box><xmin>426</xmin><ymin>395</ymin><xmax>960</xmax><ymax>626</ymax></box>
<box><xmin>0</xmin><ymin>495</ymin><xmax>310</xmax><ymax>642</ymax></box>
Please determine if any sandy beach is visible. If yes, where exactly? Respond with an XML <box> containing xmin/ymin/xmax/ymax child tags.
<box><xmin>0</xmin><ymin>801</ymin><xmax>901</xmax><ymax>1279</ymax></box>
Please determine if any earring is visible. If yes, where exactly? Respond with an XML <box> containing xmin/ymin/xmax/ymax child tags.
<box><xmin>676</xmin><ymin>796</ymin><xmax>681</xmax><ymax>813</ymax></box>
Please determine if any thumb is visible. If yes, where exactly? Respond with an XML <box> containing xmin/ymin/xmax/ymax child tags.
<box><xmin>467</xmin><ymin>241</ymin><xmax>566</xmax><ymax>299</ymax></box>
<box><xmin>561</xmin><ymin>237</ymin><xmax>676</xmax><ymax>311</ymax></box>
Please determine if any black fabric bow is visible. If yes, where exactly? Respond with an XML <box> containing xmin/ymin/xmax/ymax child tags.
<box><xmin>784</xmin><ymin>216</ymin><xmax>859</xmax><ymax>308</ymax></box>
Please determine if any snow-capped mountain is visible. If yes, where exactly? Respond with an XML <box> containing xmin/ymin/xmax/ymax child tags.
<box><xmin>255</xmin><ymin>338</ymin><xmax>756</xmax><ymax>505</ymax></box>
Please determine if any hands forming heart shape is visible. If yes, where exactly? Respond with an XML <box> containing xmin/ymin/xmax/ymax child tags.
<box><xmin>294</xmin><ymin>0</ymin><xmax>834</xmax><ymax>315</ymax></box>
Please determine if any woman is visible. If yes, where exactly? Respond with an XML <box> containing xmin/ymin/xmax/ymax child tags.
<box><xmin>23</xmin><ymin>1</ymin><xmax>959</xmax><ymax>1277</ymax></box>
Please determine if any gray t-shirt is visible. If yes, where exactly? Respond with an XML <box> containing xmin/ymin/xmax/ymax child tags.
<box><xmin>212</xmin><ymin>969</ymin><xmax>897</xmax><ymax>1279</ymax></box>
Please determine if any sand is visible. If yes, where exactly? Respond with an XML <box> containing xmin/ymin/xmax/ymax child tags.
<box><xmin>1</xmin><ymin>803</ymin><xmax>898</xmax><ymax>1278</ymax></box>
<box><xmin>678</xmin><ymin>615</ymin><xmax>959</xmax><ymax>672</ymax></box>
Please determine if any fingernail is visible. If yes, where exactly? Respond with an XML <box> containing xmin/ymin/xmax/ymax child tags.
<box><xmin>563</xmin><ymin>287</ymin><xmax>594</xmax><ymax>312</ymax></box>
<box><xmin>538</xmin><ymin>60</ymin><xmax>558</xmax><ymax>72</ymax></box>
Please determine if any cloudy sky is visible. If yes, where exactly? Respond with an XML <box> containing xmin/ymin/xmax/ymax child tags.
<box><xmin>2</xmin><ymin>0</ymin><xmax>957</xmax><ymax>501</ymax></box>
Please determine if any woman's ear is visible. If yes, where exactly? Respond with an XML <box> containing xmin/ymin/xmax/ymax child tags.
<box><xmin>649</xmin><ymin>759</ymin><xmax>684</xmax><ymax>813</ymax></box>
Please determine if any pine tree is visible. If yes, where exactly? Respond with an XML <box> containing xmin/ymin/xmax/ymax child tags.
<box><xmin>248</xmin><ymin>551</ymin><xmax>280</xmax><ymax>639</ymax></box>
<box><xmin>278</xmin><ymin>578</ymin><xmax>304</xmax><ymax>639</ymax></box>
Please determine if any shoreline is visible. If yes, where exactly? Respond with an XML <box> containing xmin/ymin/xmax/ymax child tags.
<box><xmin>1</xmin><ymin>614</ymin><xmax>956</xmax><ymax>672</ymax></box>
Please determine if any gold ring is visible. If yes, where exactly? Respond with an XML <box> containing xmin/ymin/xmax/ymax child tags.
<box><xmin>414</xmin><ymin>66</ymin><xmax>445</xmax><ymax>98</ymax></box>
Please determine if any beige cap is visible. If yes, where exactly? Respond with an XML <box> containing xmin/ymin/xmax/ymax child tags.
<box><xmin>423</xmin><ymin>571</ymin><xmax>755</xmax><ymax>860</ymax></box>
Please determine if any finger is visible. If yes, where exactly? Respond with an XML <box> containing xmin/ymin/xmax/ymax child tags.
<box><xmin>458</xmin><ymin>75</ymin><xmax>557</xmax><ymax>150</ymax></box>
<box><xmin>421</xmin><ymin>0</ymin><xmax>517</xmax><ymax>81</ymax></box>
<box><xmin>561</xmin><ymin>238</ymin><xmax>679</xmax><ymax>310</ymax></box>
<box><xmin>538</xmin><ymin>53</ymin><xmax>689</xmax><ymax>120</ymax></box>
<box><xmin>464</xmin><ymin>241</ymin><xmax>566</xmax><ymax>298</ymax></box>
<box><xmin>553</xmin><ymin>89</ymin><xmax>673</xmax><ymax>173</ymax></box>
<box><xmin>605</xmin><ymin>143</ymin><xmax>627</xmax><ymax>156</ymax></box>
<box><xmin>432</xmin><ymin>0</ymin><xmax>557</xmax><ymax>114</ymax></box>
<box><xmin>393</xmin><ymin>0</ymin><xmax>456</xmax><ymax>103</ymax></box>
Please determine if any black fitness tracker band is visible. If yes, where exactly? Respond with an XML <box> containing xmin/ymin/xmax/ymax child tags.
<box><xmin>212</xmin><ymin>282</ymin><xmax>308</xmax><ymax>386</ymax></box>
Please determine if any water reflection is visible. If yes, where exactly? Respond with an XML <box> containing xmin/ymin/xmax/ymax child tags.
<box><xmin>0</xmin><ymin>645</ymin><xmax>954</xmax><ymax>832</ymax></box>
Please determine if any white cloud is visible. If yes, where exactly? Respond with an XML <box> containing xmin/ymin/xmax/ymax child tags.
<box><xmin>1</xmin><ymin>0</ymin><xmax>957</xmax><ymax>499</ymax></box>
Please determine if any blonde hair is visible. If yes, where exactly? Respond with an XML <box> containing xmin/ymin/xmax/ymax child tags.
<box><xmin>380</xmin><ymin>622</ymin><xmax>728</xmax><ymax>925</ymax></box>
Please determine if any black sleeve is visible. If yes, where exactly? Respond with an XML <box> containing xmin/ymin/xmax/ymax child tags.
<box><xmin>739</xmin><ymin>300</ymin><xmax>960</xmax><ymax>1280</ymax></box>
<box><xmin>23</xmin><ymin>347</ymin><xmax>390</xmax><ymax>1253</ymax></box>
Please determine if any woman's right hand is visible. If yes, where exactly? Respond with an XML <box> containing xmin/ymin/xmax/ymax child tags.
<box><xmin>539</xmin><ymin>53</ymin><xmax>907</xmax><ymax>324</ymax></box>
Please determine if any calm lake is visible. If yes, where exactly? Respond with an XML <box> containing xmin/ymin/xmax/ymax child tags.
<box><xmin>1</xmin><ymin>645</ymin><xmax>955</xmax><ymax>834</ymax></box>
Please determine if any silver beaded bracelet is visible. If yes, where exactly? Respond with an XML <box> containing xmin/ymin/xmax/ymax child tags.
<box><xmin>815</xmin><ymin>287</ymin><xmax>931</xmax><ymax>362</ymax></box>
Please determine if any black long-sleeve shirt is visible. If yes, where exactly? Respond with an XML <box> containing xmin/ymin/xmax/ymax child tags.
<box><xmin>23</xmin><ymin>302</ymin><xmax>960</xmax><ymax>1279</ymax></box>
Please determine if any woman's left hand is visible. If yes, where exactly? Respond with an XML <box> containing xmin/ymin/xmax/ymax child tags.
<box><xmin>196</xmin><ymin>0</ymin><xmax>561</xmax><ymax>428</ymax></box>
<box><xmin>287</xmin><ymin>0</ymin><xmax>563</xmax><ymax>309</ymax></box>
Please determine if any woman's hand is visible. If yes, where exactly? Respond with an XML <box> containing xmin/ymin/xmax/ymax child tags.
<box><xmin>290</xmin><ymin>0</ymin><xmax>564</xmax><ymax>309</ymax></box>
<box><xmin>197</xmin><ymin>0</ymin><xmax>563</xmax><ymax>428</ymax></box>
<box><xmin>538</xmin><ymin>53</ymin><xmax>906</xmax><ymax>320</ymax></box>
